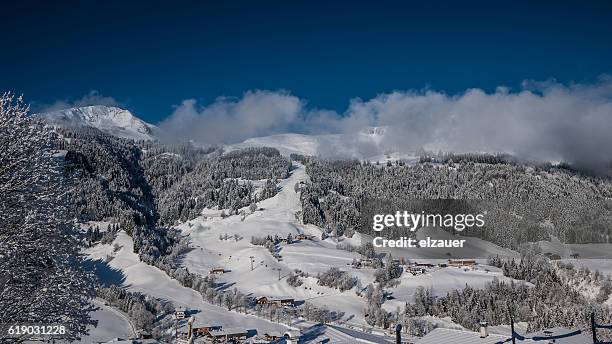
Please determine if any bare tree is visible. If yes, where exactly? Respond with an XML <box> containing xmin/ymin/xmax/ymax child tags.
<box><xmin>0</xmin><ymin>93</ymin><xmax>95</xmax><ymax>343</ymax></box>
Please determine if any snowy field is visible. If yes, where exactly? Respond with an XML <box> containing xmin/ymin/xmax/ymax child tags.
<box><xmin>70</xmin><ymin>299</ymin><xmax>135</xmax><ymax>344</ymax></box>
<box><xmin>86</xmin><ymin>232</ymin><xmax>290</xmax><ymax>334</ymax></box>
<box><xmin>537</xmin><ymin>238</ymin><xmax>612</xmax><ymax>277</ymax></box>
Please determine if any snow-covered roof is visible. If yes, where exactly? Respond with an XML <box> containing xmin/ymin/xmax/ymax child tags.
<box><xmin>103</xmin><ymin>339</ymin><xmax>160</xmax><ymax>344</ymax></box>
<box><xmin>416</xmin><ymin>328</ymin><xmax>531</xmax><ymax>344</ymax></box>
<box><xmin>328</xmin><ymin>325</ymin><xmax>395</xmax><ymax>344</ymax></box>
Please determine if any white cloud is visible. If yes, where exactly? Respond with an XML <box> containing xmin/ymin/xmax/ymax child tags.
<box><xmin>38</xmin><ymin>90</ymin><xmax>121</xmax><ymax>113</ymax></box>
<box><xmin>157</xmin><ymin>77</ymin><xmax>612</xmax><ymax>169</ymax></box>
<box><xmin>356</xmin><ymin>77</ymin><xmax>612</xmax><ymax>169</ymax></box>
<box><xmin>158</xmin><ymin>90</ymin><xmax>303</xmax><ymax>144</ymax></box>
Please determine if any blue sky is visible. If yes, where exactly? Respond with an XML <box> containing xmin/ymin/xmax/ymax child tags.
<box><xmin>1</xmin><ymin>0</ymin><xmax>611</xmax><ymax>124</ymax></box>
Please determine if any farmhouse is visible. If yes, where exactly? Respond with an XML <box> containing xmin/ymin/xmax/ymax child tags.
<box><xmin>408</xmin><ymin>266</ymin><xmax>427</xmax><ymax>275</ymax></box>
<box><xmin>256</xmin><ymin>296</ymin><xmax>295</xmax><ymax>307</ymax></box>
<box><xmin>448</xmin><ymin>259</ymin><xmax>477</xmax><ymax>267</ymax></box>
<box><xmin>192</xmin><ymin>325</ymin><xmax>221</xmax><ymax>337</ymax></box>
<box><xmin>544</xmin><ymin>252</ymin><xmax>562</xmax><ymax>260</ymax></box>
<box><xmin>262</xmin><ymin>331</ymin><xmax>283</xmax><ymax>340</ymax></box>
<box><xmin>207</xmin><ymin>327</ymin><xmax>248</xmax><ymax>341</ymax></box>
<box><xmin>209</xmin><ymin>267</ymin><xmax>225</xmax><ymax>274</ymax></box>
<box><xmin>280</xmin><ymin>237</ymin><xmax>292</xmax><ymax>244</ymax></box>
<box><xmin>135</xmin><ymin>329</ymin><xmax>152</xmax><ymax>339</ymax></box>
<box><xmin>359</xmin><ymin>258</ymin><xmax>382</xmax><ymax>268</ymax></box>
<box><xmin>296</xmin><ymin>234</ymin><xmax>310</xmax><ymax>240</ymax></box>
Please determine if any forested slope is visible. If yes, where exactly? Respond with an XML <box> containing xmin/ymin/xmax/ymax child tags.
<box><xmin>300</xmin><ymin>157</ymin><xmax>612</xmax><ymax>248</ymax></box>
<box><xmin>58</xmin><ymin>127</ymin><xmax>291</xmax><ymax>269</ymax></box>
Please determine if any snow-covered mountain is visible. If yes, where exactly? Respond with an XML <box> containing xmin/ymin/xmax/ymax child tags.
<box><xmin>39</xmin><ymin>105</ymin><xmax>156</xmax><ymax>141</ymax></box>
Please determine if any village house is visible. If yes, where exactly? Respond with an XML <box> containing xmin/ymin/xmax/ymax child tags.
<box><xmin>407</xmin><ymin>262</ymin><xmax>435</xmax><ymax>275</ymax></box>
<box><xmin>279</xmin><ymin>237</ymin><xmax>292</xmax><ymax>244</ymax></box>
<box><xmin>256</xmin><ymin>296</ymin><xmax>295</xmax><ymax>307</ymax></box>
<box><xmin>209</xmin><ymin>267</ymin><xmax>226</xmax><ymax>274</ymax></box>
<box><xmin>207</xmin><ymin>327</ymin><xmax>248</xmax><ymax>342</ymax></box>
<box><xmin>544</xmin><ymin>252</ymin><xmax>562</xmax><ymax>260</ymax></box>
<box><xmin>296</xmin><ymin>234</ymin><xmax>309</xmax><ymax>241</ymax></box>
<box><xmin>358</xmin><ymin>258</ymin><xmax>383</xmax><ymax>269</ymax></box>
<box><xmin>192</xmin><ymin>325</ymin><xmax>222</xmax><ymax>337</ymax></box>
<box><xmin>255</xmin><ymin>296</ymin><xmax>268</xmax><ymax>305</ymax></box>
<box><xmin>262</xmin><ymin>331</ymin><xmax>283</xmax><ymax>341</ymax></box>
<box><xmin>135</xmin><ymin>329</ymin><xmax>152</xmax><ymax>339</ymax></box>
<box><xmin>448</xmin><ymin>259</ymin><xmax>477</xmax><ymax>267</ymax></box>
<box><xmin>408</xmin><ymin>266</ymin><xmax>427</xmax><ymax>275</ymax></box>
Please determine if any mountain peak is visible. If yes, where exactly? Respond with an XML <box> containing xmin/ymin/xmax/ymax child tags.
<box><xmin>39</xmin><ymin>105</ymin><xmax>156</xmax><ymax>141</ymax></box>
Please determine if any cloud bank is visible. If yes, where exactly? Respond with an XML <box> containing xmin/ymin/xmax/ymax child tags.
<box><xmin>158</xmin><ymin>77</ymin><xmax>612</xmax><ymax>169</ymax></box>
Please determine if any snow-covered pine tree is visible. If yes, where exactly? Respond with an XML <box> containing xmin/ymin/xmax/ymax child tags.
<box><xmin>0</xmin><ymin>93</ymin><xmax>95</xmax><ymax>343</ymax></box>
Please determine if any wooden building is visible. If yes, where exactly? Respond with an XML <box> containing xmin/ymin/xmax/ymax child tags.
<box><xmin>448</xmin><ymin>259</ymin><xmax>477</xmax><ymax>267</ymax></box>
<box><xmin>209</xmin><ymin>267</ymin><xmax>226</xmax><ymax>274</ymax></box>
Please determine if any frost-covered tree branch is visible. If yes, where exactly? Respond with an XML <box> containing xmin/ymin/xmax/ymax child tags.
<box><xmin>0</xmin><ymin>93</ymin><xmax>95</xmax><ymax>343</ymax></box>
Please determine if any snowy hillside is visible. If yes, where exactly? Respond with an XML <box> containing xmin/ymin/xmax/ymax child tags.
<box><xmin>83</xmin><ymin>162</ymin><xmax>521</xmax><ymax>336</ymax></box>
<box><xmin>172</xmin><ymin>164</ymin><xmax>522</xmax><ymax>327</ymax></box>
<box><xmin>39</xmin><ymin>105</ymin><xmax>156</xmax><ymax>140</ymax></box>
<box><xmin>86</xmin><ymin>231</ymin><xmax>289</xmax><ymax>334</ymax></box>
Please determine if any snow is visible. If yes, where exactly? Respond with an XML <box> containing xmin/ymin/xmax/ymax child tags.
<box><xmin>85</xmin><ymin>232</ymin><xmax>290</xmax><ymax>334</ymax></box>
<box><xmin>38</xmin><ymin>105</ymin><xmax>156</xmax><ymax>141</ymax></box>
<box><xmin>70</xmin><ymin>299</ymin><xmax>135</xmax><ymax>344</ymax></box>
